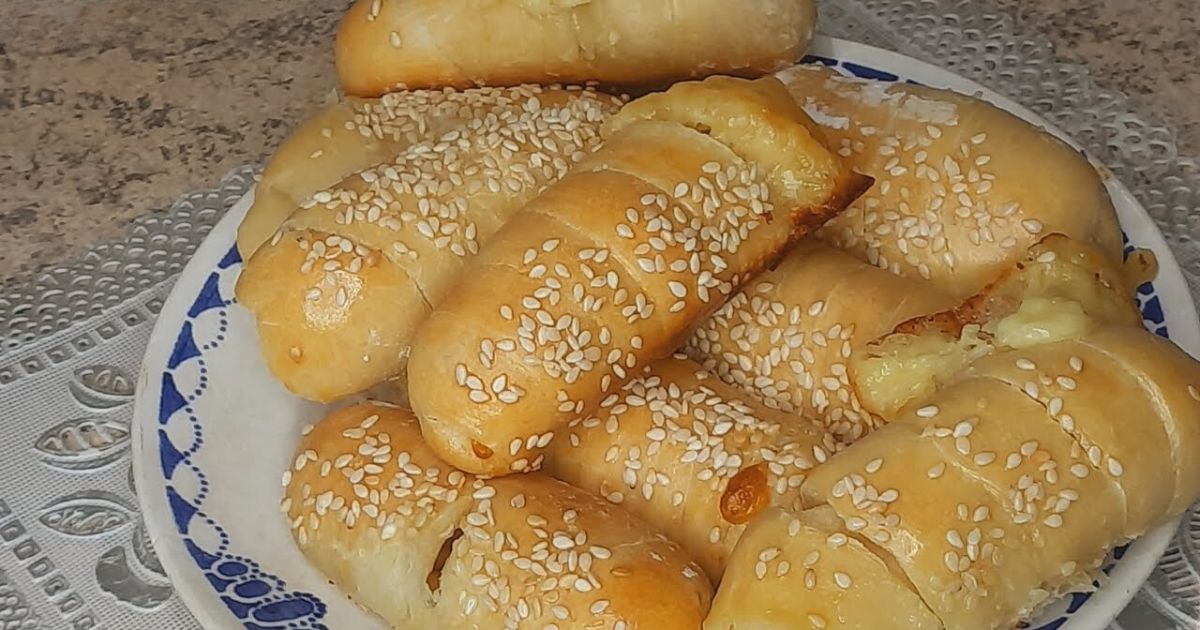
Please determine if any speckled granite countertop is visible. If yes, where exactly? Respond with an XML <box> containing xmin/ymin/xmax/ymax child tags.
<box><xmin>1</xmin><ymin>0</ymin><xmax>1196</xmax><ymax>287</ymax></box>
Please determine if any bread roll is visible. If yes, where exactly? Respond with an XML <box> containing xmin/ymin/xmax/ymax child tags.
<box><xmin>685</xmin><ymin>241</ymin><xmax>954</xmax><ymax>443</ymax></box>
<box><xmin>965</xmin><ymin>345</ymin><xmax>1168</xmax><ymax>528</ymax></box>
<box><xmin>800</xmin><ymin>318</ymin><xmax>1200</xmax><ymax>628</ymax></box>
<box><xmin>336</xmin><ymin>0</ymin><xmax>816</xmax><ymax>95</ymax></box>
<box><xmin>774</xmin><ymin>65</ymin><xmax>1124</xmax><ymax>298</ymax></box>
<box><xmin>239</xmin><ymin>87</ymin><xmax>584</xmax><ymax>257</ymax></box>
<box><xmin>782</xmin><ymin>231</ymin><xmax>1200</xmax><ymax>627</ymax></box>
<box><xmin>283</xmin><ymin>402</ymin><xmax>712</xmax><ymax>628</ymax></box>
<box><xmin>408</xmin><ymin>76</ymin><xmax>868</xmax><ymax>476</ymax></box>
<box><xmin>706</xmin><ymin>506</ymin><xmax>941</xmax><ymax>629</ymax></box>
<box><xmin>236</xmin><ymin>86</ymin><xmax>621</xmax><ymax>402</ymax></box>
<box><xmin>545</xmin><ymin>356</ymin><xmax>839</xmax><ymax>579</ymax></box>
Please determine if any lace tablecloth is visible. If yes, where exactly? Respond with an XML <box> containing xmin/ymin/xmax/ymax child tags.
<box><xmin>2</xmin><ymin>1</ymin><xmax>1198</xmax><ymax>627</ymax></box>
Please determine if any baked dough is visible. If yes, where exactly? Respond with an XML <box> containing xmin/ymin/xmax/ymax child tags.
<box><xmin>336</xmin><ymin>0</ymin><xmax>817</xmax><ymax>95</ymax></box>
<box><xmin>283</xmin><ymin>402</ymin><xmax>713</xmax><ymax>628</ymax></box>
<box><xmin>775</xmin><ymin>65</ymin><xmax>1124</xmax><ymax>298</ymax></box>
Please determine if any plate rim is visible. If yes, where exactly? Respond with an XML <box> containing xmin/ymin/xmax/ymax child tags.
<box><xmin>131</xmin><ymin>36</ymin><xmax>1198</xmax><ymax>630</ymax></box>
<box><xmin>131</xmin><ymin>188</ymin><xmax>259</xmax><ymax>630</ymax></box>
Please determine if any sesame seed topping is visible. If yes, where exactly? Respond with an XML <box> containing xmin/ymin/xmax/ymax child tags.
<box><xmin>833</xmin><ymin>572</ymin><xmax>852</xmax><ymax>589</ymax></box>
<box><xmin>916</xmin><ymin>405</ymin><xmax>940</xmax><ymax>418</ymax></box>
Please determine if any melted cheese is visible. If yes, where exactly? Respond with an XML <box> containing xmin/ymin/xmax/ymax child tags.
<box><xmin>994</xmin><ymin>297</ymin><xmax>1093</xmax><ymax>349</ymax></box>
<box><xmin>854</xmin><ymin>325</ymin><xmax>992</xmax><ymax>418</ymax></box>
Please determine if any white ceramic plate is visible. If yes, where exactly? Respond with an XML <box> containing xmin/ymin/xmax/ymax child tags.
<box><xmin>133</xmin><ymin>36</ymin><xmax>1200</xmax><ymax>630</ymax></box>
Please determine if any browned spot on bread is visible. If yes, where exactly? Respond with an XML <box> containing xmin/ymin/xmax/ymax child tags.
<box><xmin>720</xmin><ymin>462</ymin><xmax>771</xmax><ymax>525</ymax></box>
<box><xmin>471</xmin><ymin>440</ymin><xmax>494</xmax><ymax>460</ymax></box>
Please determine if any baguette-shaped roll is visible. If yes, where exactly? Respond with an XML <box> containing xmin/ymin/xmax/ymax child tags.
<box><xmin>237</xmin><ymin>86</ymin><xmax>621</xmax><ymax>402</ymax></box>
<box><xmin>546</xmin><ymin>356</ymin><xmax>839</xmax><ymax>579</ymax></box>
<box><xmin>706</xmin><ymin>506</ymin><xmax>942</xmax><ymax>629</ymax></box>
<box><xmin>774</xmin><ymin>65</ymin><xmax>1124</xmax><ymax>297</ymax></box>
<box><xmin>686</xmin><ymin>241</ymin><xmax>954</xmax><ymax>443</ymax></box>
<box><xmin>283</xmin><ymin>402</ymin><xmax>712</xmax><ymax>628</ymax></box>
<box><xmin>336</xmin><ymin>0</ymin><xmax>816</xmax><ymax>95</ymax></box>
<box><xmin>239</xmin><ymin>87</ymin><xmax>579</xmax><ymax>256</ymax></box>
<box><xmin>409</xmin><ymin>76</ymin><xmax>867</xmax><ymax>476</ymax></box>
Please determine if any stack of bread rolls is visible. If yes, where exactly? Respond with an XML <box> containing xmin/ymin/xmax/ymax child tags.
<box><xmin>236</xmin><ymin>1</ymin><xmax>1200</xmax><ymax>628</ymax></box>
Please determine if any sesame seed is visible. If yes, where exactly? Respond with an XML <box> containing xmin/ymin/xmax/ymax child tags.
<box><xmin>1108</xmin><ymin>457</ymin><xmax>1124</xmax><ymax>477</ymax></box>
<box><xmin>916</xmin><ymin>405</ymin><xmax>939</xmax><ymax>418</ymax></box>
<box><xmin>927</xmin><ymin>463</ymin><xmax>946</xmax><ymax>479</ymax></box>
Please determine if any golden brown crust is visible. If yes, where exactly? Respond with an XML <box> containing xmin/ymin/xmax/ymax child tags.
<box><xmin>965</xmin><ymin>344</ymin><xmax>1173</xmax><ymax>532</ymax></box>
<box><xmin>545</xmin><ymin>356</ymin><xmax>839</xmax><ymax>580</ymax></box>
<box><xmin>1073</xmin><ymin>327</ymin><xmax>1200</xmax><ymax>517</ymax></box>
<box><xmin>284</xmin><ymin>402</ymin><xmax>712</xmax><ymax>628</ymax></box>
<box><xmin>408</xmin><ymin>77</ymin><xmax>864</xmax><ymax>476</ymax></box>
<box><xmin>236</xmin><ymin>229</ymin><xmax>429</xmax><ymax>402</ymax></box>
<box><xmin>239</xmin><ymin>98</ymin><xmax>400</xmax><ymax>257</ymax></box>
<box><xmin>801</xmin><ymin>324</ymin><xmax>1200</xmax><ymax>629</ymax></box>
<box><xmin>236</xmin><ymin>86</ymin><xmax>620</xmax><ymax>403</ymax></box>
<box><xmin>608</xmin><ymin>76</ymin><xmax>873</xmax><ymax>214</ymax></box>
<box><xmin>775</xmin><ymin>65</ymin><xmax>1125</xmax><ymax>298</ymax></box>
<box><xmin>240</xmin><ymin>88</ymin><xmax>605</xmax><ymax>257</ymax></box>
<box><xmin>802</xmin><ymin>422</ymin><xmax>1053</xmax><ymax>628</ymax></box>
<box><xmin>336</xmin><ymin>0</ymin><xmax>817</xmax><ymax>95</ymax></box>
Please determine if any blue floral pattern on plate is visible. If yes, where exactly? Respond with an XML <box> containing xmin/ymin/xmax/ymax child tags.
<box><xmin>158</xmin><ymin>245</ymin><xmax>328</xmax><ymax>629</ymax></box>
